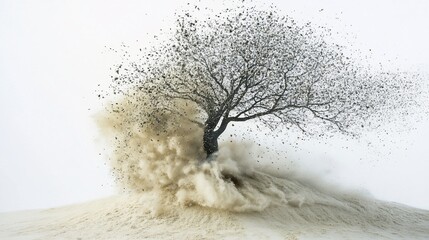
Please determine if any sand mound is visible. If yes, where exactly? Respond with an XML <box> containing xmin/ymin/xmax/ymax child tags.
<box><xmin>1</xmin><ymin>171</ymin><xmax>429</xmax><ymax>239</ymax></box>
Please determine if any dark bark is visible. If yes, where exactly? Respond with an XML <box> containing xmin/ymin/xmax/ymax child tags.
<box><xmin>202</xmin><ymin>116</ymin><xmax>230</xmax><ymax>160</ymax></box>
<box><xmin>203</xmin><ymin>128</ymin><xmax>219</xmax><ymax>158</ymax></box>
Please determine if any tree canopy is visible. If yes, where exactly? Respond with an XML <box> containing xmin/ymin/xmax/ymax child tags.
<box><xmin>106</xmin><ymin>3</ymin><xmax>417</xmax><ymax>159</ymax></box>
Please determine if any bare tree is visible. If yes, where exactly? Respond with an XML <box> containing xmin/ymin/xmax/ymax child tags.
<box><xmin>109</xmin><ymin>4</ymin><xmax>415</xmax><ymax>159</ymax></box>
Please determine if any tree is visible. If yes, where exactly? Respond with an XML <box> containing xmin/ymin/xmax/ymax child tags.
<box><xmin>109</xmin><ymin>4</ymin><xmax>415</xmax><ymax>159</ymax></box>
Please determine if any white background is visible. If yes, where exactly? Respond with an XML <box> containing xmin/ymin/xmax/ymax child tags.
<box><xmin>1</xmin><ymin>0</ymin><xmax>428</xmax><ymax>212</ymax></box>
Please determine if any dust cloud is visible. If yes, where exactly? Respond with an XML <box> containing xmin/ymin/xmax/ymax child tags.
<box><xmin>97</xmin><ymin>92</ymin><xmax>290</xmax><ymax>212</ymax></box>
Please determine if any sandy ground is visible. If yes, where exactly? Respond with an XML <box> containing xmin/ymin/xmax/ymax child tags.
<box><xmin>1</xmin><ymin>172</ymin><xmax>429</xmax><ymax>240</ymax></box>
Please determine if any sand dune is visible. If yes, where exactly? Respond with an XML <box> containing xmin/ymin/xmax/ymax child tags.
<box><xmin>1</xmin><ymin>169</ymin><xmax>429</xmax><ymax>239</ymax></box>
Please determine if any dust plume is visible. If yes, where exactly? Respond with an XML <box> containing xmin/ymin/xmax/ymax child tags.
<box><xmin>97</xmin><ymin>92</ymin><xmax>288</xmax><ymax>212</ymax></box>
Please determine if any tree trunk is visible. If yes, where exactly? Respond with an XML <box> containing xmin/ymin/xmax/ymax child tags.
<box><xmin>203</xmin><ymin>128</ymin><xmax>219</xmax><ymax>158</ymax></box>
<box><xmin>202</xmin><ymin>116</ymin><xmax>229</xmax><ymax>161</ymax></box>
